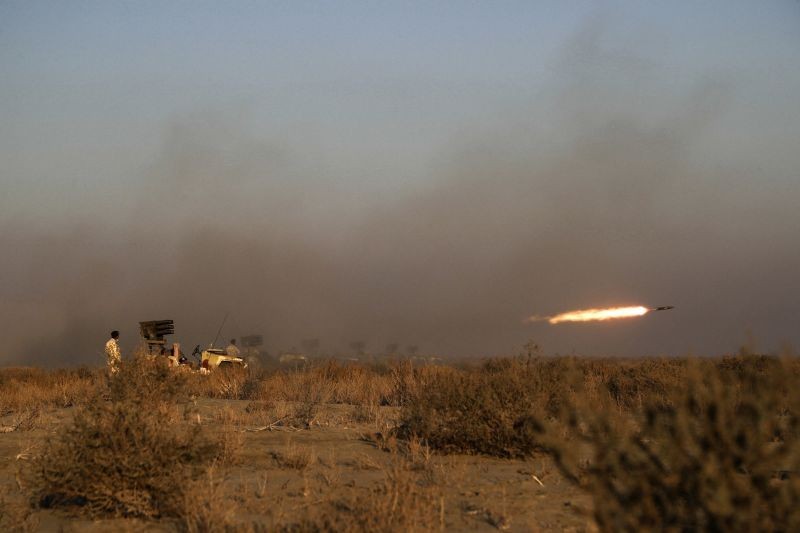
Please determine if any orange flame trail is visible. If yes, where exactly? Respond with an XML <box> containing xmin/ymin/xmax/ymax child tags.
<box><xmin>526</xmin><ymin>305</ymin><xmax>649</xmax><ymax>324</ymax></box>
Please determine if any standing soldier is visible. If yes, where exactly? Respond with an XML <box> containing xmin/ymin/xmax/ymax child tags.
<box><xmin>105</xmin><ymin>330</ymin><xmax>121</xmax><ymax>374</ymax></box>
<box><xmin>225</xmin><ymin>338</ymin><xmax>240</xmax><ymax>358</ymax></box>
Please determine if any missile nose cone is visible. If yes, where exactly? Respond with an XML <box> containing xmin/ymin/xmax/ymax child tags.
<box><xmin>652</xmin><ymin>306</ymin><xmax>674</xmax><ymax>311</ymax></box>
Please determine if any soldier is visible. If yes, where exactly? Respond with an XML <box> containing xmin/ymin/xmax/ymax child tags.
<box><xmin>105</xmin><ymin>330</ymin><xmax>121</xmax><ymax>374</ymax></box>
<box><xmin>225</xmin><ymin>338</ymin><xmax>240</xmax><ymax>358</ymax></box>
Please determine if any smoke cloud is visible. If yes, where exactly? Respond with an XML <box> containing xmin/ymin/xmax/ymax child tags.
<box><xmin>2</xmin><ymin>21</ymin><xmax>799</xmax><ymax>366</ymax></box>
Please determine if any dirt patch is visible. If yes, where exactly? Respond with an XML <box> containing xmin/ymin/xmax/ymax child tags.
<box><xmin>2</xmin><ymin>398</ymin><xmax>589</xmax><ymax>531</ymax></box>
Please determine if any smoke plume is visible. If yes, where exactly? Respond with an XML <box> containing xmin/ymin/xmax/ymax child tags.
<box><xmin>2</xmin><ymin>22</ymin><xmax>799</xmax><ymax>366</ymax></box>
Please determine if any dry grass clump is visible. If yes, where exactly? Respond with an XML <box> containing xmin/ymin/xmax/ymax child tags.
<box><xmin>0</xmin><ymin>367</ymin><xmax>97</xmax><ymax>414</ymax></box>
<box><xmin>27</xmin><ymin>357</ymin><xmax>223</xmax><ymax>519</ymax></box>
<box><xmin>186</xmin><ymin>365</ymin><xmax>258</xmax><ymax>400</ymax></box>
<box><xmin>270</xmin><ymin>440</ymin><xmax>317</xmax><ymax>470</ymax></box>
<box><xmin>386</xmin><ymin>359</ymin><xmax>457</xmax><ymax>407</ymax></box>
<box><xmin>0</xmin><ymin>408</ymin><xmax>41</xmax><ymax>433</ymax></box>
<box><xmin>546</xmin><ymin>356</ymin><xmax>800</xmax><ymax>532</ymax></box>
<box><xmin>0</xmin><ymin>484</ymin><xmax>39</xmax><ymax>532</ymax></box>
<box><xmin>350</xmin><ymin>401</ymin><xmax>387</xmax><ymax>427</ymax></box>
<box><xmin>395</xmin><ymin>357</ymin><xmax>565</xmax><ymax>457</ymax></box>
<box><xmin>260</xmin><ymin>360</ymin><xmax>393</xmax><ymax>406</ymax></box>
<box><xmin>583</xmin><ymin>357</ymin><xmax>686</xmax><ymax>411</ymax></box>
<box><xmin>186</xmin><ymin>359</ymin><xmax>394</xmax><ymax>407</ymax></box>
<box><xmin>286</xmin><ymin>454</ymin><xmax>444</xmax><ymax>532</ymax></box>
<box><xmin>240</xmin><ymin>360</ymin><xmax>395</xmax><ymax>428</ymax></box>
<box><xmin>209</xmin><ymin>408</ymin><xmax>247</xmax><ymax>466</ymax></box>
<box><xmin>177</xmin><ymin>466</ymin><xmax>237</xmax><ymax>533</ymax></box>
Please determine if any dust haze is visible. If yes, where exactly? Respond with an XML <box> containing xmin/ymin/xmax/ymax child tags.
<box><xmin>2</xmin><ymin>23</ymin><xmax>799</xmax><ymax>366</ymax></box>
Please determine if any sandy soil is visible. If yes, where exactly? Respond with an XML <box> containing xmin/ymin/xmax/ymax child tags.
<box><xmin>0</xmin><ymin>400</ymin><xmax>592</xmax><ymax>532</ymax></box>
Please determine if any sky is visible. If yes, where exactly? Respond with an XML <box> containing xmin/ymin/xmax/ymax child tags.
<box><xmin>1</xmin><ymin>1</ymin><xmax>799</xmax><ymax>365</ymax></box>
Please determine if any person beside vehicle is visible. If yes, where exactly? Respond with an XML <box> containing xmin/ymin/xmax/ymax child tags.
<box><xmin>225</xmin><ymin>338</ymin><xmax>240</xmax><ymax>358</ymax></box>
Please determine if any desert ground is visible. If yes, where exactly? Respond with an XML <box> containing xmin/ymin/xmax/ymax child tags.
<box><xmin>0</xmin><ymin>352</ymin><xmax>797</xmax><ymax>532</ymax></box>
<box><xmin>0</xmin><ymin>400</ymin><xmax>588</xmax><ymax>532</ymax></box>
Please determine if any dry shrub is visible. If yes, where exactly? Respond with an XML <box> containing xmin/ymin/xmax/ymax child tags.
<box><xmin>0</xmin><ymin>408</ymin><xmax>40</xmax><ymax>433</ymax></box>
<box><xmin>396</xmin><ymin>358</ymin><xmax>565</xmax><ymax>457</ymax></box>
<box><xmin>350</xmin><ymin>402</ymin><xmax>384</xmax><ymax>426</ymax></box>
<box><xmin>186</xmin><ymin>357</ymin><xmax>570</xmax><ymax>414</ymax></box>
<box><xmin>548</xmin><ymin>356</ymin><xmax>800</xmax><ymax>532</ymax></box>
<box><xmin>395</xmin><ymin>356</ymin><xmax>724</xmax><ymax>458</ymax></box>
<box><xmin>187</xmin><ymin>366</ymin><xmax>256</xmax><ymax>400</ymax></box>
<box><xmin>387</xmin><ymin>359</ymin><xmax>452</xmax><ymax>407</ymax></box>
<box><xmin>0</xmin><ymin>367</ymin><xmax>97</xmax><ymax>413</ymax></box>
<box><xmin>258</xmin><ymin>360</ymin><xmax>393</xmax><ymax>407</ymax></box>
<box><xmin>105</xmin><ymin>355</ymin><xmax>190</xmax><ymax>403</ymax></box>
<box><xmin>270</xmin><ymin>441</ymin><xmax>316</xmax><ymax>470</ymax></box>
<box><xmin>582</xmin><ymin>358</ymin><xmax>685</xmax><ymax>411</ymax></box>
<box><xmin>214</xmin><ymin>425</ymin><xmax>246</xmax><ymax>467</ymax></box>
<box><xmin>264</xmin><ymin>365</ymin><xmax>339</xmax><ymax>427</ymax></box>
<box><xmin>288</xmin><ymin>455</ymin><xmax>444</xmax><ymax>532</ymax></box>
<box><xmin>245</xmin><ymin>399</ymin><xmax>275</xmax><ymax>414</ymax></box>
<box><xmin>205</xmin><ymin>410</ymin><xmax>247</xmax><ymax>468</ymax></box>
<box><xmin>0</xmin><ymin>484</ymin><xmax>39</xmax><ymax>532</ymax></box>
<box><xmin>388</xmin><ymin>359</ymin><xmax>416</xmax><ymax>406</ymax></box>
<box><xmin>178</xmin><ymin>466</ymin><xmax>237</xmax><ymax>533</ymax></box>
<box><xmin>28</xmin><ymin>357</ymin><xmax>222</xmax><ymax>519</ymax></box>
<box><xmin>242</xmin><ymin>399</ymin><xmax>282</xmax><ymax>428</ymax></box>
<box><xmin>318</xmin><ymin>360</ymin><xmax>392</xmax><ymax>405</ymax></box>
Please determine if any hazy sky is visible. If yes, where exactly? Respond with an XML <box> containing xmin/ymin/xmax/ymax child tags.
<box><xmin>2</xmin><ymin>1</ymin><xmax>799</xmax><ymax>365</ymax></box>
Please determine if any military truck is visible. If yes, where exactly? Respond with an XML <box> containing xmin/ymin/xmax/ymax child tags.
<box><xmin>139</xmin><ymin>319</ymin><xmax>246</xmax><ymax>371</ymax></box>
<box><xmin>192</xmin><ymin>345</ymin><xmax>248</xmax><ymax>371</ymax></box>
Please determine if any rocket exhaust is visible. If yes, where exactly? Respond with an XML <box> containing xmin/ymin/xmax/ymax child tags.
<box><xmin>525</xmin><ymin>305</ymin><xmax>675</xmax><ymax>325</ymax></box>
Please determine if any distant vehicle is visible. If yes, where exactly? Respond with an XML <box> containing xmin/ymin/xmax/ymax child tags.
<box><xmin>279</xmin><ymin>353</ymin><xmax>307</xmax><ymax>364</ymax></box>
<box><xmin>192</xmin><ymin>345</ymin><xmax>247</xmax><ymax>370</ymax></box>
<box><xmin>140</xmin><ymin>318</ymin><xmax>247</xmax><ymax>371</ymax></box>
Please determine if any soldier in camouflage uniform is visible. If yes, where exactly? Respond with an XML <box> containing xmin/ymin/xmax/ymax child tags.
<box><xmin>104</xmin><ymin>330</ymin><xmax>121</xmax><ymax>374</ymax></box>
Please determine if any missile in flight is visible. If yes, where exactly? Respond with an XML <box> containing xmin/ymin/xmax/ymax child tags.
<box><xmin>525</xmin><ymin>305</ymin><xmax>676</xmax><ymax>325</ymax></box>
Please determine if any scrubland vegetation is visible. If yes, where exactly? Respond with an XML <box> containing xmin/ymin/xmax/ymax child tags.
<box><xmin>0</xmin><ymin>351</ymin><xmax>798</xmax><ymax>531</ymax></box>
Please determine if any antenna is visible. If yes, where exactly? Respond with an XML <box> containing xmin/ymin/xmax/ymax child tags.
<box><xmin>210</xmin><ymin>313</ymin><xmax>229</xmax><ymax>348</ymax></box>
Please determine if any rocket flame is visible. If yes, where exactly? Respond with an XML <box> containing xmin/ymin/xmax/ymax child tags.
<box><xmin>525</xmin><ymin>305</ymin><xmax>650</xmax><ymax>324</ymax></box>
<box><xmin>547</xmin><ymin>306</ymin><xmax>648</xmax><ymax>324</ymax></box>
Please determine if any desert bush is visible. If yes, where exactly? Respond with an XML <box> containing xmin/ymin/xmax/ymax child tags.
<box><xmin>395</xmin><ymin>357</ymin><xmax>561</xmax><ymax>457</ymax></box>
<box><xmin>187</xmin><ymin>365</ymin><xmax>255</xmax><ymax>400</ymax></box>
<box><xmin>106</xmin><ymin>355</ymin><xmax>190</xmax><ymax>402</ymax></box>
<box><xmin>587</xmin><ymin>357</ymin><xmax>686</xmax><ymax>411</ymax></box>
<box><xmin>547</xmin><ymin>356</ymin><xmax>800</xmax><ymax>532</ymax></box>
<box><xmin>286</xmin><ymin>454</ymin><xmax>444</xmax><ymax>532</ymax></box>
<box><xmin>387</xmin><ymin>359</ymin><xmax>416</xmax><ymax>406</ymax></box>
<box><xmin>270</xmin><ymin>441</ymin><xmax>316</xmax><ymax>470</ymax></box>
<box><xmin>0</xmin><ymin>408</ymin><xmax>40</xmax><ymax>433</ymax></box>
<box><xmin>0</xmin><ymin>484</ymin><xmax>39</xmax><ymax>532</ymax></box>
<box><xmin>178</xmin><ymin>466</ymin><xmax>237</xmax><ymax>533</ymax></box>
<box><xmin>185</xmin><ymin>359</ymin><xmax>396</xmax><ymax>405</ymax></box>
<box><xmin>213</xmin><ymin>422</ymin><xmax>246</xmax><ymax>466</ymax></box>
<box><xmin>0</xmin><ymin>367</ymin><xmax>97</xmax><ymax>413</ymax></box>
<box><xmin>28</xmin><ymin>357</ymin><xmax>222</xmax><ymax>519</ymax></box>
<box><xmin>350</xmin><ymin>402</ymin><xmax>384</xmax><ymax>426</ymax></box>
<box><xmin>387</xmin><ymin>359</ymin><xmax>456</xmax><ymax>407</ymax></box>
<box><xmin>258</xmin><ymin>360</ymin><xmax>393</xmax><ymax>407</ymax></box>
<box><xmin>306</xmin><ymin>360</ymin><xmax>377</xmax><ymax>405</ymax></box>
